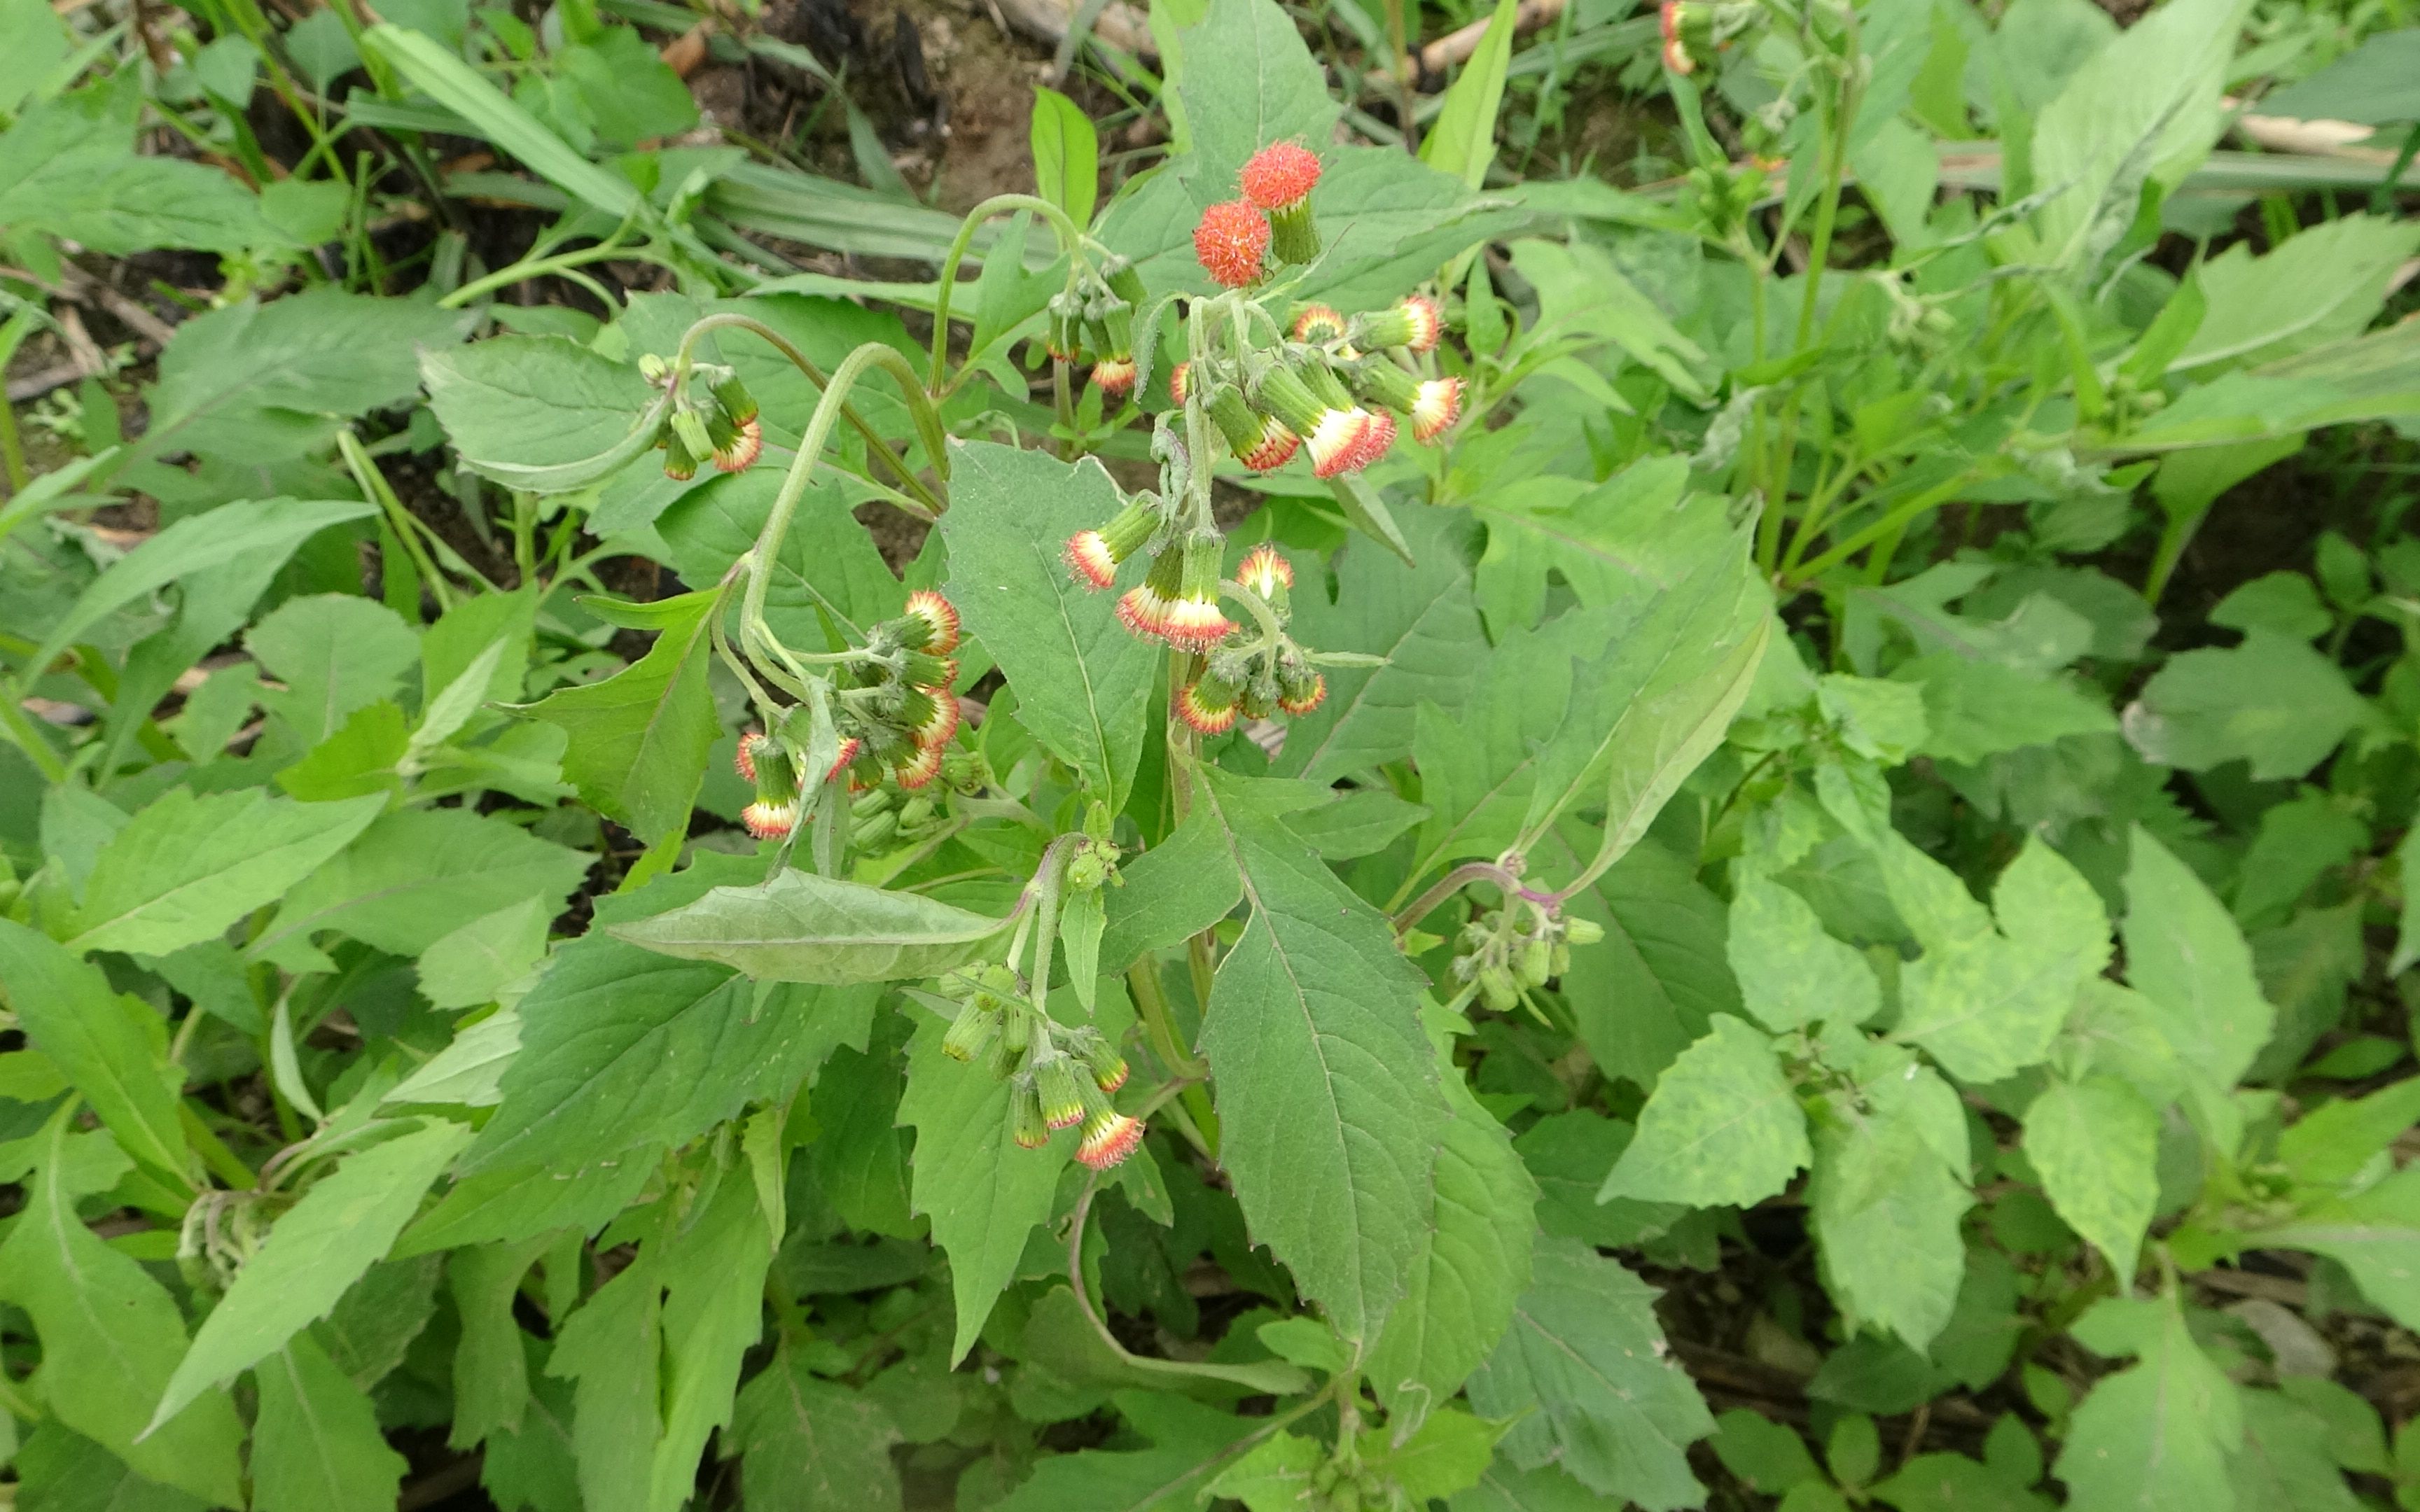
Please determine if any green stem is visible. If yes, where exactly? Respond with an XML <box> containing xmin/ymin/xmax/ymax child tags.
<box><xmin>1793</xmin><ymin>46</ymin><xmax>1861</xmax><ymax>352</ymax></box>
<box><xmin>338</xmin><ymin>430</ymin><xmax>454</xmax><ymax>612</ymax></box>
<box><xmin>0</xmin><ymin>680</ymin><xmax>66</xmax><ymax>783</ymax></box>
<box><xmin>737</xmin><ymin>342</ymin><xmax>940</xmax><ymax>643</ymax></box>
<box><xmin>678</xmin><ymin>314</ymin><xmax>945</xmax><ymax>514</ymax></box>
<box><xmin>436</xmin><ymin>239</ymin><xmax>648</xmax><ymax>310</ymax></box>
<box><xmin>927</xmin><ymin>192</ymin><xmax>1091</xmax><ymax>392</ymax></box>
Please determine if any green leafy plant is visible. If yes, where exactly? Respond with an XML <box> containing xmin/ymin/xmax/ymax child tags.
<box><xmin>4</xmin><ymin>0</ymin><xmax>2420</xmax><ymax>1507</ymax></box>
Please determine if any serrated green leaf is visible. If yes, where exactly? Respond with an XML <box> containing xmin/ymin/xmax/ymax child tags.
<box><xmin>255</xmin><ymin>806</ymin><xmax>590</xmax><ymax>961</ymax></box>
<box><xmin>1447</xmin><ymin>1456</ymin><xmax>1608</xmax><ymax>1511</ymax></box>
<box><xmin>151</xmin><ymin>1119</ymin><xmax>471</xmax><ymax>1432</ymax></box>
<box><xmin>449</xmin><ymin>1237</ymin><xmax>552</xmax><ymax>1448</ymax></box>
<box><xmin>994</xmin><ymin>1391</ymin><xmax>1258</xmax><ymax>1512</ymax></box>
<box><xmin>1195</xmin><ymin>766</ymin><xmax>1449</xmax><ymax>1344</ymax></box>
<box><xmin>2024</xmin><ymin>1075</ymin><xmax>2157</xmax><ymax>1280</ymax></box>
<box><xmin>1465</xmin><ymin>1236</ymin><xmax>1713</xmax><ymax>1509</ymax></box>
<box><xmin>416</xmin><ymin>897</ymin><xmax>554</xmax><ymax>1011</ymax></box>
<box><xmin>515</xmin><ymin>589</ymin><xmax>718</xmax><ymax>847</ymax></box>
<box><xmin>0</xmin><ymin>922</ymin><xmax>190</xmax><ymax>1186</ymax></box>
<box><xmin>2122</xmin><ymin>826</ymin><xmax>2276</xmax><ymax>1093</ymax></box>
<box><xmin>1811</xmin><ymin>1066</ymin><xmax>1974</xmax><ymax>1350</ymax></box>
<box><xmin>653</xmin><ymin>1177</ymin><xmax>774</xmax><ymax>1512</ymax></box>
<box><xmin>27</xmin><ymin>496</ymin><xmax>375</xmax><ymax>677</ymax></box>
<box><xmin>247</xmin><ymin>594</ymin><xmax>421</xmax><ymax>746</ymax></box>
<box><xmin>899</xmin><ymin>1015</ymin><xmax>1071</xmax><ymax>1362</ymax></box>
<box><xmin>1363</xmin><ymin>1406</ymin><xmax>1510</xmax><ymax>1502</ymax></box>
<box><xmin>11</xmin><ymin>1422</ymin><xmax>210</xmax><ymax>1512</ymax></box>
<box><xmin>2257</xmin><ymin>1165</ymin><xmax>2420</xmax><ymax>1330</ymax></box>
<box><xmin>0</xmin><ymin>90</ymin><xmax>270</xmax><ymax>254</ymax></box>
<box><xmin>1366</xmin><ymin>1024</ymin><xmax>1536</xmax><ymax>1424</ymax></box>
<box><xmin>2122</xmin><ymin>630</ymin><xmax>2372</xmax><ymax>780</ymax></box>
<box><xmin>548</xmin><ymin>1249</ymin><xmax>662</xmax><ymax>1512</ymax></box>
<box><xmin>2230</xmin><ymin>1389</ymin><xmax>2361</xmax><ymax>1512</ymax></box>
<box><xmin>2171</xmin><ymin>214</ymin><xmax>2420</xmax><ymax>374</ymax></box>
<box><xmin>424</xmin><ymin>335</ymin><xmax>667</xmax><ymax>492</ymax></box>
<box><xmin>65</xmin><ymin>790</ymin><xmax>384</xmax><ymax>956</ymax></box>
<box><xmin>939</xmin><ymin>442</ymin><xmax>1158</xmax><ymax>806</ymax></box>
<box><xmin>0</xmin><ymin>1119</ymin><xmax>244</xmax><ymax>1506</ymax></box>
<box><xmin>610</xmin><ymin>867</ymin><xmax>1009</xmax><ymax>983</ymax></box>
<box><xmin>2054</xmin><ymin>1294</ymin><xmax>2241</xmax><ymax>1512</ymax></box>
<box><xmin>1727</xmin><ymin>874</ymin><xmax>1881</xmax><ymax>1032</ymax></box>
<box><xmin>731</xmin><ymin>1349</ymin><xmax>905</xmax><ymax>1512</ymax></box>
<box><xmin>251</xmin><ymin>1331</ymin><xmax>411</xmax><ymax>1512</ymax></box>
<box><xmin>1599</xmin><ymin>1014</ymin><xmax>1808</xmax><ymax>1208</ymax></box>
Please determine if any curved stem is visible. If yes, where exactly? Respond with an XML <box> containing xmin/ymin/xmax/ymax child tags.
<box><xmin>1392</xmin><ymin>860</ymin><xmax>1522</xmax><ymax>937</ymax></box>
<box><xmin>676</xmin><ymin>314</ymin><xmax>945</xmax><ymax>514</ymax></box>
<box><xmin>739</xmin><ymin>342</ymin><xmax>945</xmax><ymax>648</ymax></box>
<box><xmin>928</xmin><ymin>192</ymin><xmax>1092</xmax><ymax>392</ymax></box>
<box><xmin>437</xmin><ymin>238</ymin><xmax>646</xmax><ymax>310</ymax></box>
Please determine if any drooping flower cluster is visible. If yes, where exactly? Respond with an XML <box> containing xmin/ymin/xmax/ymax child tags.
<box><xmin>1045</xmin><ymin>255</ymin><xmax>1151</xmax><ymax>402</ymax></box>
<box><xmin>1174</xmin><ymin>546</ymin><xmax>1327</xmax><ymax>732</ymax></box>
<box><xmin>938</xmin><ymin>962</ymin><xmax>1144</xmax><ymax>1170</ymax></box>
<box><xmin>639</xmin><ymin>356</ymin><xmax>761</xmax><ymax>479</ymax></box>
<box><xmin>730</xmin><ymin>591</ymin><xmax>965</xmax><ymax>839</ymax></box>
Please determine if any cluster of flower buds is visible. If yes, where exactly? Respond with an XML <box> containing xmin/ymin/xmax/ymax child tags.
<box><xmin>1174</xmin><ymin>546</ymin><xmax>1326</xmax><ymax>732</ymax></box>
<box><xmin>639</xmin><ymin>355</ymin><xmax>761</xmax><ymax>480</ymax></box>
<box><xmin>730</xmin><ymin>591</ymin><xmax>964</xmax><ymax>839</ymax></box>
<box><xmin>1449</xmin><ymin>906</ymin><xmax>1605</xmax><ymax>1012</ymax></box>
<box><xmin>938</xmin><ymin>965</ymin><xmax>1143</xmax><ymax>1170</ymax></box>
<box><xmin>1307</xmin><ymin>1458</ymin><xmax>1391</xmax><ymax>1512</ymax></box>
<box><xmin>1172</xmin><ymin>293</ymin><xmax>1459</xmax><ymax>479</ymax></box>
<box><xmin>1195</xmin><ymin>141</ymin><xmax>1325</xmax><ymax>287</ymax></box>
<box><xmin>1657</xmin><ymin>0</ymin><xmax>1755</xmax><ymax>74</ymax></box>
<box><xmin>1045</xmin><ymin>255</ymin><xmax>1151</xmax><ymax>403</ymax></box>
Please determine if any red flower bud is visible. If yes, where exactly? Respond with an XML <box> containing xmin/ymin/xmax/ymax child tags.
<box><xmin>1193</xmin><ymin>199</ymin><xmax>1270</xmax><ymax>288</ymax></box>
<box><xmin>902</xmin><ymin>589</ymin><xmax>961</xmax><ymax>654</ymax></box>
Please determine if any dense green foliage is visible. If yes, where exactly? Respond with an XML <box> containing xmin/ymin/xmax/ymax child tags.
<box><xmin>2</xmin><ymin>0</ymin><xmax>2419</xmax><ymax>1507</ymax></box>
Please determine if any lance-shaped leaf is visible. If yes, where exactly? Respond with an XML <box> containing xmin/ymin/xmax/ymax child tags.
<box><xmin>898</xmin><ymin>1015</ymin><xmax>1070</xmax><ymax>1362</ymax></box>
<box><xmin>2122</xmin><ymin>826</ymin><xmax>2276</xmax><ymax>1093</ymax></box>
<box><xmin>0</xmin><ymin>1121</ymin><xmax>244</xmax><ymax>1506</ymax></box>
<box><xmin>611</xmin><ymin>867</ymin><xmax>1009</xmax><ymax>984</ymax></box>
<box><xmin>1466</xmin><ymin>1237</ymin><xmax>1713</xmax><ymax>1509</ymax></box>
<box><xmin>1196</xmin><ymin>766</ymin><xmax>1450</xmax><ymax>1345</ymax></box>
<box><xmin>423</xmin><ymin>336</ymin><xmax>667</xmax><ymax>492</ymax></box>
<box><xmin>151</xmin><ymin>1118</ymin><xmax>472</xmax><ymax>1432</ymax></box>
<box><xmin>731</xmin><ymin>1349</ymin><xmax>905</xmax><ymax>1512</ymax></box>
<box><xmin>66</xmin><ymin>790</ymin><xmax>384</xmax><ymax>957</ymax></box>
<box><xmin>2024</xmin><ymin>1074</ymin><xmax>2160</xmax><ymax>1282</ymax></box>
<box><xmin>0</xmin><ymin>923</ymin><xmax>190</xmax><ymax>1185</ymax></box>
<box><xmin>251</xmin><ymin>1331</ymin><xmax>411</xmax><ymax>1512</ymax></box>
<box><xmin>2054</xmin><ymin>1295</ymin><xmax>2243</xmax><ymax>1512</ymax></box>
<box><xmin>939</xmin><ymin>441</ymin><xmax>1157</xmax><ymax>806</ymax></box>
<box><xmin>515</xmin><ymin>589</ymin><xmax>719</xmax><ymax>848</ymax></box>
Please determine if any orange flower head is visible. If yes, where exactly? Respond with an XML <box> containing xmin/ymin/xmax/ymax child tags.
<box><xmin>1193</xmin><ymin>199</ymin><xmax>1270</xmax><ymax>288</ymax></box>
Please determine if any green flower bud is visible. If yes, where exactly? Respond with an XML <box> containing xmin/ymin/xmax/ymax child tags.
<box><xmin>943</xmin><ymin>997</ymin><xmax>999</xmax><ymax>1063</ymax></box>
<box><xmin>1563</xmin><ymin>916</ymin><xmax>1604</xmax><ymax>946</ymax></box>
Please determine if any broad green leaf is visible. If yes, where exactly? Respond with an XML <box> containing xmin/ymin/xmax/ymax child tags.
<box><xmin>1029</xmin><ymin>86</ymin><xmax>1099</xmax><ymax>230</ymax></box>
<box><xmin>1710</xmin><ymin>1409</ymin><xmax>1823</xmax><ymax>1496</ymax></box>
<box><xmin>940</xmin><ymin>442</ymin><xmax>1157</xmax><ymax>806</ymax></box>
<box><xmin>731</xmin><ymin>1348</ymin><xmax>905</xmax><ymax>1512</ymax></box>
<box><xmin>548</xmin><ymin>1249</ymin><xmax>662</xmax><ymax>1512</ymax></box>
<box><xmin>2024</xmin><ymin>1076</ymin><xmax>2158</xmax><ymax>1281</ymax></box>
<box><xmin>2257</xmin><ymin>28</ymin><xmax>2420</xmax><ymax>124</ymax></box>
<box><xmin>1362</xmin><ymin>1408</ymin><xmax>1508</xmax><ymax>1502</ymax></box>
<box><xmin>2122</xmin><ymin>630</ymin><xmax>2371</xmax><ymax>780</ymax></box>
<box><xmin>2170</xmin><ymin>215</ymin><xmax>2420</xmax><ymax>374</ymax></box>
<box><xmin>246</xmin><ymin>594</ymin><xmax>421</xmax><ymax>746</ymax></box>
<box><xmin>1727</xmin><ymin>874</ymin><xmax>1880</xmax><ymax>1032</ymax></box>
<box><xmin>151</xmin><ymin>1119</ymin><xmax>471</xmax><ymax>1432</ymax></box>
<box><xmin>2026</xmin><ymin>0</ymin><xmax>2246</xmax><ymax>268</ymax></box>
<box><xmin>1898</xmin><ymin>654</ymin><xmax>2116</xmax><ymax>764</ymax></box>
<box><xmin>1599</xmin><ymin>1014</ymin><xmax>1809</xmax><ymax>1208</ymax></box>
<box><xmin>1097</xmin><ymin>803</ymin><xmax>1244</xmax><ymax>972</ymax></box>
<box><xmin>652</xmin><ymin>1177</ymin><xmax>774</xmax><ymax>1512</ymax></box>
<box><xmin>0</xmin><ymin>923</ymin><xmax>190</xmax><ymax>1185</ymax></box>
<box><xmin>424</xmin><ymin>335</ymin><xmax>667</xmax><ymax>493</ymax></box>
<box><xmin>2257</xmin><ymin>1166</ymin><xmax>2420</xmax><ymax>1330</ymax></box>
<box><xmin>1469</xmin><ymin>463</ymin><xmax>1730</xmax><ymax>636</ymax></box>
<box><xmin>450</xmin><ymin>1237</ymin><xmax>553</xmax><ymax>1448</ymax></box>
<box><xmin>1465</xmin><ymin>1237</ymin><xmax>1713</xmax><ymax>1509</ymax></box>
<box><xmin>384</xmin><ymin>1007</ymin><xmax>520</xmax><ymax>1108</ymax></box>
<box><xmin>2055</xmin><ymin>1294</ymin><xmax>2241</xmax><ymax>1512</ymax></box>
<box><xmin>0</xmin><ymin>1120</ymin><xmax>244</xmax><ymax>1506</ymax></box>
<box><xmin>515</xmin><ymin>589</ymin><xmax>718</xmax><ymax>847</ymax></box>
<box><xmin>12</xmin><ymin>1423</ymin><xmax>209</xmax><ymax>1512</ymax></box>
<box><xmin>1276</xmin><ymin>507</ymin><xmax>1486</xmax><ymax>784</ymax></box>
<box><xmin>123</xmin><ymin>289</ymin><xmax>468</xmax><ymax>470</ymax></box>
<box><xmin>0</xmin><ymin>90</ymin><xmax>270</xmax><ymax>254</ymax></box>
<box><xmin>256</xmin><ymin>806</ymin><xmax>590</xmax><ymax>962</ymax></box>
<box><xmin>399</xmin><ymin>1150</ymin><xmax>658</xmax><ymax>1256</ymax></box>
<box><xmin>1419</xmin><ymin>0</ymin><xmax>1517</xmax><ymax>190</ymax></box>
<box><xmin>899</xmin><ymin>1015</ymin><xmax>1071</xmax><ymax>1362</ymax></box>
<box><xmin>1449</xmin><ymin>1456</ymin><xmax>1608</xmax><ymax>1511</ymax></box>
<box><xmin>2276</xmin><ymin>1079</ymin><xmax>2420</xmax><ymax>1191</ymax></box>
<box><xmin>1517</xmin><ymin>1112</ymin><xmax>1683</xmax><ymax>1249</ymax></box>
<box><xmin>611</xmin><ymin>867</ymin><xmax>1008</xmax><ymax>983</ymax></box>
<box><xmin>66</xmin><ymin>790</ymin><xmax>383</xmax><ymax>956</ymax></box>
<box><xmin>2124</xmin><ymin>317</ymin><xmax>2420</xmax><ymax>451</ymax></box>
<box><xmin>1365</xmin><ymin>1022</ymin><xmax>1538</xmax><ymax>1424</ymax></box>
<box><xmin>1509</xmin><ymin>239</ymin><xmax>1714</xmax><ymax>401</ymax></box>
<box><xmin>1196</xmin><ymin>766</ymin><xmax>1450</xmax><ymax>1344</ymax></box>
<box><xmin>1811</xmin><ymin>1065</ymin><xmax>1973</xmax><ymax>1350</ymax></box>
<box><xmin>994</xmin><ymin>1391</ymin><xmax>1258</xmax><ymax>1512</ymax></box>
<box><xmin>1209</xmin><ymin>1432</ymin><xmax>1321</xmax><ymax>1512</ymax></box>
<box><xmin>1552</xmin><ymin>829</ymin><xmax>1741</xmax><ymax>1088</ymax></box>
<box><xmin>417</xmin><ymin>897</ymin><xmax>554</xmax><ymax>1010</ymax></box>
<box><xmin>363</xmin><ymin>24</ymin><xmax>644</xmax><ymax>218</ymax></box>
<box><xmin>27</xmin><ymin>496</ymin><xmax>374</xmax><ymax>676</ymax></box>
<box><xmin>2122</xmin><ymin>827</ymin><xmax>2276</xmax><ymax>1093</ymax></box>
<box><xmin>251</xmin><ymin>1331</ymin><xmax>411</xmax><ymax>1512</ymax></box>
<box><xmin>655</xmin><ymin>466</ymin><xmax>905</xmax><ymax>642</ymax></box>
<box><xmin>465</xmin><ymin>937</ymin><xmax>870</xmax><ymax>1174</ymax></box>
<box><xmin>2230</xmin><ymin>1389</ymin><xmax>2361</xmax><ymax>1512</ymax></box>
